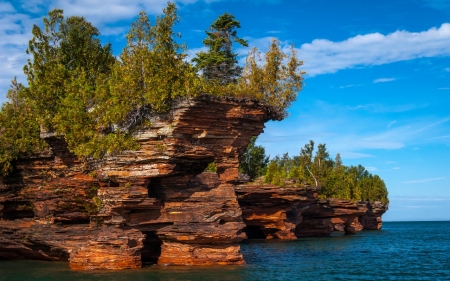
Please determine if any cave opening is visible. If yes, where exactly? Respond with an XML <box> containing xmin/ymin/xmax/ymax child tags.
<box><xmin>141</xmin><ymin>231</ymin><xmax>162</xmax><ymax>266</ymax></box>
<box><xmin>148</xmin><ymin>178</ymin><xmax>162</xmax><ymax>198</ymax></box>
<box><xmin>1</xmin><ymin>201</ymin><xmax>35</xmax><ymax>220</ymax></box>
<box><xmin>242</xmin><ymin>225</ymin><xmax>267</xmax><ymax>239</ymax></box>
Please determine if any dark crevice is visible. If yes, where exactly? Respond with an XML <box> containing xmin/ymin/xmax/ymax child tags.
<box><xmin>243</xmin><ymin>226</ymin><xmax>266</xmax><ymax>239</ymax></box>
<box><xmin>141</xmin><ymin>231</ymin><xmax>162</xmax><ymax>266</ymax></box>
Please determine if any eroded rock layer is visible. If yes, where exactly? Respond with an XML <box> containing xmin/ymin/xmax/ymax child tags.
<box><xmin>0</xmin><ymin>96</ymin><xmax>279</xmax><ymax>269</ymax></box>
<box><xmin>235</xmin><ymin>183</ymin><xmax>388</xmax><ymax>238</ymax></box>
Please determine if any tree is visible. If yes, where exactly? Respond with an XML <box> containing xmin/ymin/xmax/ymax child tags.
<box><xmin>23</xmin><ymin>9</ymin><xmax>115</xmax><ymax>129</ymax></box>
<box><xmin>193</xmin><ymin>13</ymin><xmax>248</xmax><ymax>84</ymax></box>
<box><xmin>0</xmin><ymin>79</ymin><xmax>46</xmax><ymax>175</ymax></box>
<box><xmin>300</xmin><ymin>140</ymin><xmax>317</xmax><ymax>186</ymax></box>
<box><xmin>237</xmin><ymin>39</ymin><xmax>304</xmax><ymax>117</ymax></box>
<box><xmin>239</xmin><ymin>136</ymin><xmax>269</xmax><ymax>180</ymax></box>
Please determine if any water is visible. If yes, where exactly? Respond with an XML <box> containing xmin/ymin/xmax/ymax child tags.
<box><xmin>1</xmin><ymin>221</ymin><xmax>449</xmax><ymax>281</ymax></box>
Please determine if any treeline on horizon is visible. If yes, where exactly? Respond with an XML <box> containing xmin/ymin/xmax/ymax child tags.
<box><xmin>239</xmin><ymin>138</ymin><xmax>389</xmax><ymax>204</ymax></box>
<box><xmin>0</xmin><ymin>2</ymin><xmax>304</xmax><ymax>176</ymax></box>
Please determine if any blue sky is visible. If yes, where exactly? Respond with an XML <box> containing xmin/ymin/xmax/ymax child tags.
<box><xmin>1</xmin><ymin>0</ymin><xmax>450</xmax><ymax>221</ymax></box>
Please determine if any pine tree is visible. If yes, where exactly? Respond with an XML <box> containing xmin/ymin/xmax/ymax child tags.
<box><xmin>193</xmin><ymin>13</ymin><xmax>248</xmax><ymax>84</ymax></box>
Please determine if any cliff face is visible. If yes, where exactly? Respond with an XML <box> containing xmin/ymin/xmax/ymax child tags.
<box><xmin>0</xmin><ymin>96</ymin><xmax>279</xmax><ymax>269</ymax></box>
<box><xmin>236</xmin><ymin>184</ymin><xmax>388</xmax><ymax>239</ymax></box>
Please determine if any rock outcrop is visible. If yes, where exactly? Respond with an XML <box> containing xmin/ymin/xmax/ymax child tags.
<box><xmin>0</xmin><ymin>96</ymin><xmax>279</xmax><ymax>269</ymax></box>
<box><xmin>235</xmin><ymin>184</ymin><xmax>317</xmax><ymax>239</ymax></box>
<box><xmin>0</xmin><ymin>96</ymin><xmax>388</xmax><ymax>269</ymax></box>
<box><xmin>358</xmin><ymin>201</ymin><xmax>386</xmax><ymax>230</ymax></box>
<box><xmin>235</xmin><ymin>183</ymin><xmax>388</xmax><ymax>239</ymax></box>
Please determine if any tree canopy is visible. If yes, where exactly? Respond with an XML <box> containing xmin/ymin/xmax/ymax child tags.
<box><xmin>260</xmin><ymin>140</ymin><xmax>389</xmax><ymax>204</ymax></box>
<box><xmin>0</xmin><ymin>2</ymin><xmax>305</xmax><ymax>176</ymax></box>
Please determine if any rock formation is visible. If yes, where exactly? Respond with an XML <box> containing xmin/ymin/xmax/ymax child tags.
<box><xmin>0</xmin><ymin>96</ymin><xmax>279</xmax><ymax>269</ymax></box>
<box><xmin>0</xmin><ymin>96</ymin><xmax>388</xmax><ymax>270</ymax></box>
<box><xmin>236</xmin><ymin>183</ymin><xmax>388</xmax><ymax>239</ymax></box>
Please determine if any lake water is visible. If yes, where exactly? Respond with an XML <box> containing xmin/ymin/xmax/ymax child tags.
<box><xmin>1</xmin><ymin>221</ymin><xmax>449</xmax><ymax>281</ymax></box>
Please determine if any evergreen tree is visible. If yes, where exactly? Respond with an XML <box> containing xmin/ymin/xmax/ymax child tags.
<box><xmin>23</xmin><ymin>9</ymin><xmax>115</xmax><ymax>129</ymax></box>
<box><xmin>193</xmin><ymin>13</ymin><xmax>248</xmax><ymax>84</ymax></box>
<box><xmin>239</xmin><ymin>136</ymin><xmax>269</xmax><ymax>180</ymax></box>
<box><xmin>0</xmin><ymin>79</ymin><xmax>46</xmax><ymax>175</ymax></box>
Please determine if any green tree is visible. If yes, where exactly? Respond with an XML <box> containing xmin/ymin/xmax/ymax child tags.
<box><xmin>237</xmin><ymin>39</ymin><xmax>304</xmax><ymax>117</ymax></box>
<box><xmin>239</xmin><ymin>136</ymin><xmax>269</xmax><ymax>180</ymax></box>
<box><xmin>193</xmin><ymin>13</ymin><xmax>248</xmax><ymax>84</ymax></box>
<box><xmin>102</xmin><ymin>3</ymin><xmax>195</xmax><ymax>132</ymax></box>
<box><xmin>0</xmin><ymin>78</ymin><xmax>46</xmax><ymax>176</ymax></box>
<box><xmin>23</xmin><ymin>9</ymin><xmax>114</xmax><ymax>129</ymax></box>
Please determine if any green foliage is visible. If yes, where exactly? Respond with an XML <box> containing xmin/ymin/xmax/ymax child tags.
<box><xmin>235</xmin><ymin>39</ymin><xmax>304</xmax><ymax>117</ymax></box>
<box><xmin>0</xmin><ymin>78</ymin><xmax>46</xmax><ymax>176</ymax></box>
<box><xmin>263</xmin><ymin>140</ymin><xmax>389</xmax><ymax>204</ymax></box>
<box><xmin>193</xmin><ymin>13</ymin><xmax>248</xmax><ymax>84</ymax></box>
<box><xmin>205</xmin><ymin>162</ymin><xmax>218</xmax><ymax>173</ymax></box>
<box><xmin>239</xmin><ymin>137</ymin><xmax>269</xmax><ymax>180</ymax></box>
<box><xmin>0</xmin><ymin>3</ymin><xmax>305</xmax><ymax>176</ymax></box>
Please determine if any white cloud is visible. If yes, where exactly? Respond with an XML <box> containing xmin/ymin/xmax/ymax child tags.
<box><xmin>350</xmin><ymin>103</ymin><xmax>428</xmax><ymax>113</ymax></box>
<box><xmin>339</xmin><ymin>84</ymin><xmax>362</xmax><ymax>89</ymax></box>
<box><xmin>374</xmin><ymin>77</ymin><xmax>396</xmax><ymax>83</ymax></box>
<box><xmin>0</xmin><ymin>2</ymin><xmax>15</xmax><ymax>13</ymax></box>
<box><xmin>297</xmin><ymin>23</ymin><xmax>450</xmax><ymax>76</ymax></box>
<box><xmin>393</xmin><ymin>167</ymin><xmax>400</xmax><ymax>170</ymax></box>
<box><xmin>438</xmin><ymin>87</ymin><xmax>450</xmax><ymax>90</ymax></box>
<box><xmin>444</xmin><ymin>67</ymin><xmax>450</xmax><ymax>71</ymax></box>
<box><xmin>387</xmin><ymin>120</ymin><xmax>397</xmax><ymax>128</ymax></box>
<box><xmin>405</xmin><ymin>177</ymin><xmax>445</xmax><ymax>184</ymax></box>
<box><xmin>339</xmin><ymin>152</ymin><xmax>372</xmax><ymax>159</ymax></box>
<box><xmin>48</xmin><ymin>0</ymin><xmax>201</xmax><ymax>25</ymax></box>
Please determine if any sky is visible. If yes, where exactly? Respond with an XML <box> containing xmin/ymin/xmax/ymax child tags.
<box><xmin>1</xmin><ymin>0</ymin><xmax>450</xmax><ymax>221</ymax></box>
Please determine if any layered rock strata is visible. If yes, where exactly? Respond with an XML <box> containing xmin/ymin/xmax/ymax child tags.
<box><xmin>0</xmin><ymin>96</ymin><xmax>280</xmax><ymax>269</ymax></box>
<box><xmin>235</xmin><ymin>183</ymin><xmax>388</xmax><ymax>239</ymax></box>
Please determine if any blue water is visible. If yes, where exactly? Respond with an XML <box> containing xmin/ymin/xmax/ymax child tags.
<box><xmin>1</xmin><ymin>221</ymin><xmax>449</xmax><ymax>281</ymax></box>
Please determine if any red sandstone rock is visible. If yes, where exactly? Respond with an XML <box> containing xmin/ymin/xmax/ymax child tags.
<box><xmin>0</xmin><ymin>96</ymin><xmax>388</xmax><ymax>269</ymax></box>
<box><xmin>235</xmin><ymin>184</ymin><xmax>317</xmax><ymax>239</ymax></box>
<box><xmin>358</xmin><ymin>201</ymin><xmax>388</xmax><ymax>230</ymax></box>
<box><xmin>0</xmin><ymin>96</ymin><xmax>278</xmax><ymax>269</ymax></box>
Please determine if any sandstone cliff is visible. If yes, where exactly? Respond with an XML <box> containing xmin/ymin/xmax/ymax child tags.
<box><xmin>0</xmin><ymin>96</ymin><xmax>279</xmax><ymax>269</ymax></box>
<box><xmin>0</xmin><ymin>96</ymin><xmax>387</xmax><ymax>270</ymax></box>
<box><xmin>236</xmin><ymin>183</ymin><xmax>388</xmax><ymax>239</ymax></box>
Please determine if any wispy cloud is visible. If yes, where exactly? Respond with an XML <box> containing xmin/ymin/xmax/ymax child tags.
<box><xmin>438</xmin><ymin>87</ymin><xmax>450</xmax><ymax>90</ymax></box>
<box><xmin>374</xmin><ymin>77</ymin><xmax>396</xmax><ymax>83</ymax></box>
<box><xmin>350</xmin><ymin>103</ymin><xmax>428</xmax><ymax>113</ymax></box>
<box><xmin>426</xmin><ymin>135</ymin><xmax>450</xmax><ymax>140</ymax></box>
<box><xmin>387</xmin><ymin>120</ymin><xmax>397</xmax><ymax>128</ymax></box>
<box><xmin>444</xmin><ymin>67</ymin><xmax>450</xmax><ymax>72</ymax></box>
<box><xmin>339</xmin><ymin>84</ymin><xmax>360</xmax><ymax>89</ymax></box>
<box><xmin>393</xmin><ymin>167</ymin><xmax>400</xmax><ymax>170</ymax></box>
<box><xmin>405</xmin><ymin>177</ymin><xmax>445</xmax><ymax>184</ymax></box>
<box><xmin>297</xmin><ymin>23</ymin><xmax>450</xmax><ymax>76</ymax></box>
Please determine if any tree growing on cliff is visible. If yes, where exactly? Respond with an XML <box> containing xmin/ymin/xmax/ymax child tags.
<box><xmin>0</xmin><ymin>2</ymin><xmax>306</xmax><ymax>175</ymax></box>
<box><xmin>23</xmin><ymin>9</ymin><xmax>115</xmax><ymax>129</ymax></box>
<box><xmin>235</xmin><ymin>39</ymin><xmax>304</xmax><ymax>117</ymax></box>
<box><xmin>193</xmin><ymin>13</ymin><xmax>248</xmax><ymax>84</ymax></box>
<box><xmin>0</xmin><ymin>79</ymin><xmax>46</xmax><ymax>176</ymax></box>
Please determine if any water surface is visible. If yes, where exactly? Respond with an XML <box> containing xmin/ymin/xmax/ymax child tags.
<box><xmin>1</xmin><ymin>221</ymin><xmax>449</xmax><ymax>280</ymax></box>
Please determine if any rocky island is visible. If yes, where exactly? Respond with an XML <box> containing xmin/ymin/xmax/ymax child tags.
<box><xmin>0</xmin><ymin>96</ymin><xmax>387</xmax><ymax>269</ymax></box>
<box><xmin>0</xmin><ymin>4</ymin><xmax>387</xmax><ymax>270</ymax></box>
